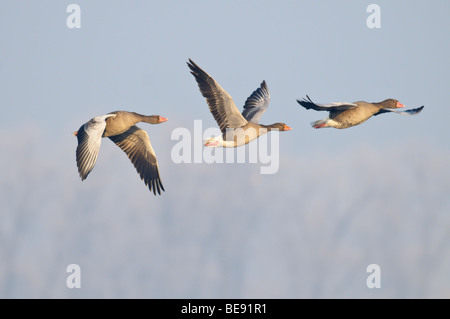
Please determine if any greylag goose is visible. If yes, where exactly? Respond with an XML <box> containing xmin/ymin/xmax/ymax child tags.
<box><xmin>297</xmin><ymin>95</ymin><xmax>424</xmax><ymax>129</ymax></box>
<box><xmin>187</xmin><ymin>59</ymin><xmax>291</xmax><ymax>147</ymax></box>
<box><xmin>73</xmin><ymin>111</ymin><xmax>167</xmax><ymax>195</ymax></box>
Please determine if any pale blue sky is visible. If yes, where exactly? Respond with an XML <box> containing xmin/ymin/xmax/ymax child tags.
<box><xmin>1</xmin><ymin>1</ymin><xmax>449</xmax><ymax>298</ymax></box>
<box><xmin>1</xmin><ymin>0</ymin><xmax>448</xmax><ymax>150</ymax></box>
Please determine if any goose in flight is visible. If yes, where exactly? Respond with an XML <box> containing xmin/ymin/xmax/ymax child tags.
<box><xmin>187</xmin><ymin>59</ymin><xmax>291</xmax><ymax>147</ymax></box>
<box><xmin>297</xmin><ymin>95</ymin><xmax>424</xmax><ymax>129</ymax></box>
<box><xmin>73</xmin><ymin>111</ymin><xmax>167</xmax><ymax>195</ymax></box>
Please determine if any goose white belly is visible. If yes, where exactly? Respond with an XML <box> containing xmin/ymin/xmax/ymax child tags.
<box><xmin>205</xmin><ymin>127</ymin><xmax>268</xmax><ymax>148</ymax></box>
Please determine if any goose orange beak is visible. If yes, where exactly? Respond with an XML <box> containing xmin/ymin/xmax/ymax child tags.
<box><xmin>396</xmin><ymin>102</ymin><xmax>405</xmax><ymax>108</ymax></box>
<box><xmin>73</xmin><ymin>131</ymin><xmax>78</xmax><ymax>136</ymax></box>
<box><xmin>159</xmin><ymin>116</ymin><xmax>168</xmax><ymax>123</ymax></box>
<box><xmin>284</xmin><ymin>124</ymin><xmax>292</xmax><ymax>131</ymax></box>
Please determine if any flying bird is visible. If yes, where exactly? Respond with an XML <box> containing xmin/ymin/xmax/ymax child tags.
<box><xmin>297</xmin><ymin>95</ymin><xmax>424</xmax><ymax>129</ymax></box>
<box><xmin>187</xmin><ymin>59</ymin><xmax>291</xmax><ymax>147</ymax></box>
<box><xmin>73</xmin><ymin>111</ymin><xmax>167</xmax><ymax>195</ymax></box>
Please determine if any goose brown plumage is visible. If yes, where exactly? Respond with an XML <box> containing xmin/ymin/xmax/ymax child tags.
<box><xmin>297</xmin><ymin>95</ymin><xmax>424</xmax><ymax>129</ymax></box>
<box><xmin>73</xmin><ymin>111</ymin><xmax>167</xmax><ymax>195</ymax></box>
<box><xmin>187</xmin><ymin>59</ymin><xmax>291</xmax><ymax>147</ymax></box>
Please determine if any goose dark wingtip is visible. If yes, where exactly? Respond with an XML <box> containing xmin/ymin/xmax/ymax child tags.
<box><xmin>151</xmin><ymin>180</ymin><xmax>157</xmax><ymax>196</ymax></box>
<box><xmin>297</xmin><ymin>96</ymin><xmax>310</xmax><ymax>107</ymax></box>
<box><xmin>411</xmin><ymin>105</ymin><xmax>424</xmax><ymax>115</ymax></box>
<box><xmin>156</xmin><ymin>177</ymin><xmax>164</xmax><ymax>196</ymax></box>
<box><xmin>187</xmin><ymin>58</ymin><xmax>199</xmax><ymax>70</ymax></box>
<box><xmin>79</xmin><ymin>167</ymin><xmax>90</xmax><ymax>180</ymax></box>
<box><xmin>144</xmin><ymin>175</ymin><xmax>163</xmax><ymax>196</ymax></box>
